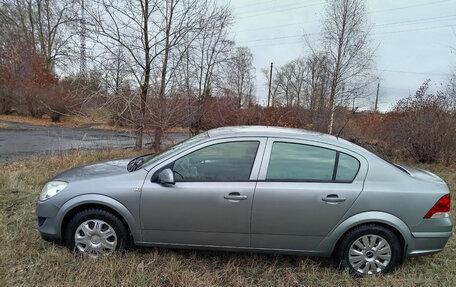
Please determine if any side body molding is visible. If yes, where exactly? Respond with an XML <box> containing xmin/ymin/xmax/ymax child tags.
<box><xmin>316</xmin><ymin>211</ymin><xmax>413</xmax><ymax>255</ymax></box>
<box><xmin>55</xmin><ymin>194</ymin><xmax>140</xmax><ymax>242</ymax></box>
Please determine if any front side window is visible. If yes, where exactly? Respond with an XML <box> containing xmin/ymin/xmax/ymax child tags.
<box><xmin>142</xmin><ymin>132</ymin><xmax>209</xmax><ymax>169</ymax></box>
<box><xmin>173</xmin><ymin>141</ymin><xmax>259</xmax><ymax>181</ymax></box>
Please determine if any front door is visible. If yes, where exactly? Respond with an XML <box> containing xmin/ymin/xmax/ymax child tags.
<box><xmin>140</xmin><ymin>138</ymin><xmax>266</xmax><ymax>247</ymax></box>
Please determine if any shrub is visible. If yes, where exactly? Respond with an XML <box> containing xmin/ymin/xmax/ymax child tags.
<box><xmin>390</xmin><ymin>80</ymin><xmax>456</xmax><ymax>163</ymax></box>
<box><xmin>0</xmin><ymin>38</ymin><xmax>69</xmax><ymax>120</ymax></box>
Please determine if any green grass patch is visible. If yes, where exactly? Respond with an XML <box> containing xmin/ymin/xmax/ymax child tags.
<box><xmin>0</xmin><ymin>150</ymin><xmax>455</xmax><ymax>286</ymax></box>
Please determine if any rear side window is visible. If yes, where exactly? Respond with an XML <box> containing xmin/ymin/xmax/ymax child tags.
<box><xmin>266</xmin><ymin>142</ymin><xmax>360</xmax><ymax>182</ymax></box>
<box><xmin>266</xmin><ymin>142</ymin><xmax>336</xmax><ymax>181</ymax></box>
<box><xmin>336</xmin><ymin>153</ymin><xmax>360</xmax><ymax>181</ymax></box>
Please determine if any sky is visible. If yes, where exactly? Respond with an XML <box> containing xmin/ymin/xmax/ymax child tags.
<box><xmin>222</xmin><ymin>0</ymin><xmax>456</xmax><ymax>111</ymax></box>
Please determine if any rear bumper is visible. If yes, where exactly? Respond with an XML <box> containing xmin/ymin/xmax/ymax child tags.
<box><xmin>406</xmin><ymin>234</ymin><xmax>451</xmax><ymax>257</ymax></box>
<box><xmin>406</xmin><ymin>218</ymin><xmax>452</xmax><ymax>257</ymax></box>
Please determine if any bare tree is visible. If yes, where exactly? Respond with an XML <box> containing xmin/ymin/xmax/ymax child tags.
<box><xmin>321</xmin><ymin>0</ymin><xmax>373</xmax><ymax>134</ymax></box>
<box><xmin>89</xmin><ymin>0</ymin><xmax>163</xmax><ymax>148</ymax></box>
<box><xmin>266</xmin><ymin>59</ymin><xmax>306</xmax><ymax>108</ymax></box>
<box><xmin>94</xmin><ymin>46</ymin><xmax>136</xmax><ymax>125</ymax></box>
<box><xmin>0</xmin><ymin>0</ymin><xmax>78</xmax><ymax>71</ymax></box>
<box><xmin>305</xmin><ymin>53</ymin><xmax>330</xmax><ymax>113</ymax></box>
<box><xmin>154</xmin><ymin>0</ymin><xmax>206</xmax><ymax>150</ymax></box>
<box><xmin>225</xmin><ymin>47</ymin><xmax>255</xmax><ymax>108</ymax></box>
<box><xmin>187</xmin><ymin>4</ymin><xmax>234</xmax><ymax>134</ymax></box>
<box><xmin>89</xmin><ymin>0</ymin><xmax>225</xmax><ymax>149</ymax></box>
<box><xmin>277</xmin><ymin>58</ymin><xmax>307</xmax><ymax>107</ymax></box>
<box><xmin>274</xmin><ymin>67</ymin><xmax>292</xmax><ymax>107</ymax></box>
<box><xmin>448</xmin><ymin>73</ymin><xmax>456</xmax><ymax>110</ymax></box>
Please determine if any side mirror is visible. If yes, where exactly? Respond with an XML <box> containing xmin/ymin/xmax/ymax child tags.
<box><xmin>157</xmin><ymin>168</ymin><xmax>175</xmax><ymax>185</ymax></box>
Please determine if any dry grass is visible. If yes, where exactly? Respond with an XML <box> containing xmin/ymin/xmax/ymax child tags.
<box><xmin>0</xmin><ymin>122</ymin><xmax>13</xmax><ymax>129</ymax></box>
<box><xmin>0</xmin><ymin>122</ymin><xmax>30</xmax><ymax>131</ymax></box>
<box><xmin>0</xmin><ymin>150</ymin><xmax>455</xmax><ymax>286</ymax></box>
<box><xmin>0</xmin><ymin>114</ymin><xmax>94</xmax><ymax>128</ymax></box>
<box><xmin>0</xmin><ymin>114</ymin><xmax>190</xmax><ymax>134</ymax></box>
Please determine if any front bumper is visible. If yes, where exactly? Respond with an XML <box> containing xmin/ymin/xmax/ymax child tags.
<box><xmin>36</xmin><ymin>199</ymin><xmax>63</xmax><ymax>244</ymax></box>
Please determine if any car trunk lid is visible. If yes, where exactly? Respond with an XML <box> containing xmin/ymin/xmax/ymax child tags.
<box><xmin>394</xmin><ymin>164</ymin><xmax>445</xmax><ymax>184</ymax></box>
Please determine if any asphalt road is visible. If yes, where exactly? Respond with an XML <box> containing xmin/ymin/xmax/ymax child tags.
<box><xmin>0</xmin><ymin>120</ymin><xmax>189</xmax><ymax>164</ymax></box>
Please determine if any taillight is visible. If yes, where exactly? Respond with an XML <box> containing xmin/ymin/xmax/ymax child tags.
<box><xmin>424</xmin><ymin>194</ymin><xmax>451</xmax><ymax>219</ymax></box>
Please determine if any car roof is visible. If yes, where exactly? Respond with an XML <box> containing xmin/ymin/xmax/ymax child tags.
<box><xmin>207</xmin><ymin>125</ymin><xmax>360</xmax><ymax>152</ymax></box>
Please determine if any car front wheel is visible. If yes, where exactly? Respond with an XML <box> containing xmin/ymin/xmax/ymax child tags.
<box><xmin>335</xmin><ymin>224</ymin><xmax>402</xmax><ymax>276</ymax></box>
<box><xmin>65</xmin><ymin>209</ymin><xmax>128</xmax><ymax>256</ymax></box>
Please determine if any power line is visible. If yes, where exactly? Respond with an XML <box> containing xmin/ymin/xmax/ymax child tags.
<box><xmin>237</xmin><ymin>20</ymin><xmax>454</xmax><ymax>45</ymax></box>
<box><xmin>234</xmin><ymin>0</ymin><xmax>453</xmax><ymax>31</ymax></box>
<box><xmin>231</xmin><ymin>0</ymin><xmax>278</xmax><ymax>11</ymax></box>
<box><xmin>237</xmin><ymin>20</ymin><xmax>319</xmax><ymax>33</ymax></box>
<box><xmin>237</xmin><ymin>13</ymin><xmax>455</xmax><ymax>39</ymax></box>
<box><xmin>236</xmin><ymin>1</ymin><xmax>324</xmax><ymax>20</ymax></box>
<box><xmin>246</xmin><ymin>23</ymin><xmax>452</xmax><ymax>48</ymax></box>
<box><xmin>374</xmin><ymin>14</ymin><xmax>456</xmax><ymax>28</ymax></box>
<box><xmin>370</xmin><ymin>0</ymin><xmax>452</xmax><ymax>14</ymax></box>
<box><xmin>236</xmin><ymin>14</ymin><xmax>455</xmax><ymax>34</ymax></box>
<box><xmin>372</xmin><ymin>24</ymin><xmax>453</xmax><ymax>35</ymax></box>
<box><xmin>249</xmin><ymin>41</ymin><xmax>304</xmax><ymax>48</ymax></box>
<box><xmin>237</xmin><ymin>34</ymin><xmax>312</xmax><ymax>44</ymax></box>
<box><xmin>367</xmin><ymin>68</ymin><xmax>452</xmax><ymax>77</ymax></box>
<box><xmin>235</xmin><ymin>0</ymin><xmax>323</xmax><ymax>16</ymax></box>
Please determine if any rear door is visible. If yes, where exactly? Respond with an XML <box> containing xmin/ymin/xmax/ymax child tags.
<box><xmin>251</xmin><ymin>138</ymin><xmax>368</xmax><ymax>251</ymax></box>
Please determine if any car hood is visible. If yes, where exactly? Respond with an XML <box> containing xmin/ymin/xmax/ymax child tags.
<box><xmin>52</xmin><ymin>157</ymin><xmax>134</xmax><ymax>182</ymax></box>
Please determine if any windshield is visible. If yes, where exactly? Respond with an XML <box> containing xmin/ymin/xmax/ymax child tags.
<box><xmin>141</xmin><ymin>132</ymin><xmax>209</xmax><ymax>169</ymax></box>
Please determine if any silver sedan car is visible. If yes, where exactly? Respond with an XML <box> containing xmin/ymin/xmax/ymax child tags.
<box><xmin>36</xmin><ymin>126</ymin><xmax>452</xmax><ymax>276</ymax></box>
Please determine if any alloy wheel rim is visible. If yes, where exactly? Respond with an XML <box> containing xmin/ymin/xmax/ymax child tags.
<box><xmin>348</xmin><ymin>234</ymin><xmax>392</xmax><ymax>275</ymax></box>
<box><xmin>74</xmin><ymin>219</ymin><xmax>117</xmax><ymax>255</ymax></box>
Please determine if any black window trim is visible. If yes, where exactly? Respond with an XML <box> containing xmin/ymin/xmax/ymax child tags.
<box><xmin>332</xmin><ymin>151</ymin><xmax>340</xmax><ymax>181</ymax></box>
<box><xmin>264</xmin><ymin>141</ymin><xmax>361</xmax><ymax>184</ymax></box>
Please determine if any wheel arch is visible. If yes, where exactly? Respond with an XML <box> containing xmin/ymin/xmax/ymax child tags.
<box><xmin>319</xmin><ymin>211</ymin><xmax>412</xmax><ymax>257</ymax></box>
<box><xmin>331</xmin><ymin>222</ymin><xmax>406</xmax><ymax>259</ymax></box>
<box><xmin>56</xmin><ymin>194</ymin><xmax>140</xmax><ymax>245</ymax></box>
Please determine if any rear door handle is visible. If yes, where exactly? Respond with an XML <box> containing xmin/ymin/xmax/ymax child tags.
<box><xmin>322</xmin><ymin>194</ymin><xmax>346</xmax><ymax>203</ymax></box>
<box><xmin>224</xmin><ymin>192</ymin><xmax>248</xmax><ymax>200</ymax></box>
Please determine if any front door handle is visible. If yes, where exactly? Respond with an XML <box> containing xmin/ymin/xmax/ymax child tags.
<box><xmin>224</xmin><ymin>192</ymin><xmax>248</xmax><ymax>200</ymax></box>
<box><xmin>322</xmin><ymin>194</ymin><xmax>346</xmax><ymax>203</ymax></box>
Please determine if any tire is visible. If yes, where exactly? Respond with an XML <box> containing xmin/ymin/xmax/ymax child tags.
<box><xmin>334</xmin><ymin>224</ymin><xmax>402</xmax><ymax>276</ymax></box>
<box><xmin>65</xmin><ymin>209</ymin><xmax>128</xmax><ymax>256</ymax></box>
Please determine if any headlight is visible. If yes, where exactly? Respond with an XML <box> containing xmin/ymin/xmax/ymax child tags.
<box><xmin>39</xmin><ymin>181</ymin><xmax>68</xmax><ymax>201</ymax></box>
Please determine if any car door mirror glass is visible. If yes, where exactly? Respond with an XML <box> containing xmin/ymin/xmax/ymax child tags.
<box><xmin>157</xmin><ymin>168</ymin><xmax>175</xmax><ymax>185</ymax></box>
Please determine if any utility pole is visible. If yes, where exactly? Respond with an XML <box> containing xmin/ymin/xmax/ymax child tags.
<box><xmin>352</xmin><ymin>92</ymin><xmax>356</xmax><ymax>113</ymax></box>
<box><xmin>374</xmin><ymin>78</ymin><xmax>380</xmax><ymax>112</ymax></box>
<box><xmin>267</xmin><ymin>62</ymin><xmax>273</xmax><ymax>107</ymax></box>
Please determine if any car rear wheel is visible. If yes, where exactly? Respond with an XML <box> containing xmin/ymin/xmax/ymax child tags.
<box><xmin>65</xmin><ymin>209</ymin><xmax>128</xmax><ymax>256</ymax></box>
<box><xmin>335</xmin><ymin>224</ymin><xmax>402</xmax><ymax>276</ymax></box>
